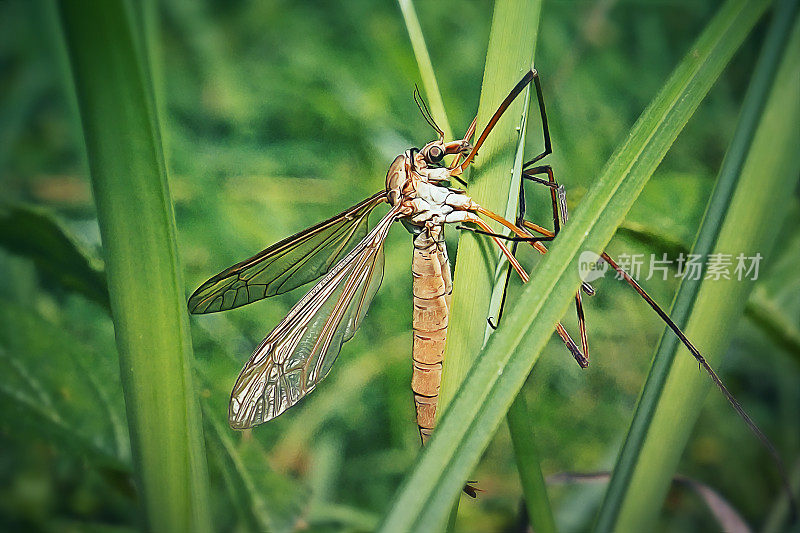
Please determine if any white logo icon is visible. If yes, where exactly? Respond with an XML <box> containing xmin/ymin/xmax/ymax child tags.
<box><xmin>578</xmin><ymin>250</ymin><xmax>607</xmax><ymax>282</ymax></box>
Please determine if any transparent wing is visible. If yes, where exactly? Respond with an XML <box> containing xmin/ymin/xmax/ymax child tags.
<box><xmin>227</xmin><ymin>207</ymin><xmax>398</xmax><ymax>429</ymax></box>
<box><xmin>188</xmin><ymin>191</ymin><xmax>387</xmax><ymax>314</ymax></box>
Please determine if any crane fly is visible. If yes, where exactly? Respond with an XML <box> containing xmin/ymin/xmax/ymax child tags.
<box><xmin>188</xmin><ymin>69</ymin><xmax>789</xmax><ymax>501</ymax></box>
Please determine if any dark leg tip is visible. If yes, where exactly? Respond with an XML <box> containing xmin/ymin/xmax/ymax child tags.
<box><xmin>571</xmin><ymin>348</ymin><xmax>589</xmax><ymax>368</ymax></box>
<box><xmin>463</xmin><ymin>483</ymin><xmax>481</xmax><ymax>498</ymax></box>
<box><xmin>581</xmin><ymin>282</ymin><xmax>596</xmax><ymax>296</ymax></box>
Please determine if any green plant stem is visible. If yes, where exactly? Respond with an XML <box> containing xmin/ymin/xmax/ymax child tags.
<box><xmin>487</xmin><ymin>19</ymin><xmax>559</xmax><ymax>533</ymax></box>
<box><xmin>437</xmin><ymin>0</ymin><xmax>540</xmax><ymax>412</ymax></box>
<box><xmin>597</xmin><ymin>4</ymin><xmax>800</xmax><ymax>531</ymax></box>
<box><xmin>397</xmin><ymin>0</ymin><xmax>452</xmax><ymax>140</ymax></box>
<box><xmin>435</xmin><ymin>0</ymin><xmax>542</xmax><ymax>529</ymax></box>
<box><xmin>379</xmin><ymin>0</ymin><xmax>769</xmax><ymax>530</ymax></box>
<box><xmin>508</xmin><ymin>393</ymin><xmax>557</xmax><ymax>533</ymax></box>
<box><xmin>57</xmin><ymin>2</ymin><xmax>212</xmax><ymax>532</ymax></box>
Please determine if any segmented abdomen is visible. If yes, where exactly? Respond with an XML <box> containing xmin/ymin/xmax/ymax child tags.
<box><xmin>411</xmin><ymin>226</ymin><xmax>451</xmax><ymax>444</ymax></box>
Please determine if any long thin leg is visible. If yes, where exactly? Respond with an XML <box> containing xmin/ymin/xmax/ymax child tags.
<box><xmin>597</xmin><ymin>252</ymin><xmax>794</xmax><ymax>509</ymax></box>
<box><xmin>524</xmin><ymin>71</ymin><xmax>552</xmax><ymax>167</ymax></box>
<box><xmin>462</xmin><ymin>202</ymin><xmax>590</xmax><ymax>366</ymax></box>
<box><xmin>519</xmin><ymin>165</ymin><xmax>591</xmax><ymax>359</ymax></box>
<box><xmin>458</xmin><ymin>70</ymin><xmax>536</xmax><ymax>172</ymax></box>
<box><xmin>475</xmin><ymin>195</ymin><xmax>592</xmax><ymax>364</ymax></box>
<box><xmin>467</xmin><ymin>223</ymin><xmax>594</xmax><ymax>297</ymax></box>
<box><xmin>480</xmin><ymin>69</ymin><xmax>796</xmax><ymax>512</ymax></box>
<box><xmin>515</xmin><ymin>208</ymin><xmax>796</xmax><ymax>509</ymax></box>
<box><xmin>469</xmin><ymin>218</ymin><xmax>529</xmax><ymax>283</ymax></box>
<box><xmin>479</xmin><ymin>227</ymin><xmax>588</xmax><ymax>368</ymax></box>
<box><xmin>522</xmin><ymin>165</ymin><xmax>566</xmax><ymax>238</ymax></box>
<box><xmin>467</xmin><ymin>227</ymin><xmax>588</xmax><ymax>367</ymax></box>
<box><xmin>455</xmin><ymin>69</ymin><xmax>550</xmax><ymax>173</ymax></box>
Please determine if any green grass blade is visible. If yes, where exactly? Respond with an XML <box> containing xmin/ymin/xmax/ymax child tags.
<box><xmin>438</xmin><ymin>0</ymin><xmax>542</xmax><ymax>529</ymax></box>
<box><xmin>470</xmin><ymin>5</ymin><xmax>558</xmax><ymax>531</ymax></box>
<box><xmin>57</xmin><ymin>2</ymin><xmax>212</xmax><ymax>531</ymax></box>
<box><xmin>378</xmin><ymin>0</ymin><xmax>769</xmax><ymax>530</ymax></box>
<box><xmin>492</xmin><ymin>59</ymin><xmax>558</xmax><ymax>533</ymax></box>
<box><xmin>596</xmin><ymin>4</ymin><xmax>800</xmax><ymax>531</ymax></box>
<box><xmin>438</xmin><ymin>0</ymin><xmax>541</xmax><ymax>417</ymax></box>
<box><xmin>397</xmin><ymin>0</ymin><xmax>452</xmax><ymax>140</ymax></box>
<box><xmin>507</xmin><ymin>393</ymin><xmax>558</xmax><ymax>533</ymax></box>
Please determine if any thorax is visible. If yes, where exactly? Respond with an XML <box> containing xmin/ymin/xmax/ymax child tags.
<box><xmin>385</xmin><ymin>150</ymin><xmax>469</xmax><ymax>229</ymax></box>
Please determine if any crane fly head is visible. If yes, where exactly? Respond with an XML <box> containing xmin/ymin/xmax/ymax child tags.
<box><xmin>419</xmin><ymin>140</ymin><xmax>445</xmax><ymax>166</ymax></box>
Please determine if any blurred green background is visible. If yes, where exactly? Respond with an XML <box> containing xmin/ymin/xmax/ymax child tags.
<box><xmin>1</xmin><ymin>0</ymin><xmax>798</xmax><ymax>531</ymax></box>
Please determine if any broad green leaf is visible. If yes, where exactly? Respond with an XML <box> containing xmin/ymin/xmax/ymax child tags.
<box><xmin>204</xmin><ymin>405</ymin><xmax>308</xmax><ymax>533</ymax></box>
<box><xmin>0</xmin><ymin>204</ymin><xmax>109</xmax><ymax>311</ymax></box>
<box><xmin>0</xmin><ymin>302</ymin><xmax>128</xmax><ymax>467</ymax></box>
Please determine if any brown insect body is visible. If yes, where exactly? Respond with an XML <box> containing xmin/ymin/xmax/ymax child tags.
<box><xmin>385</xmin><ymin>145</ymin><xmax>466</xmax><ymax>444</ymax></box>
<box><xmin>410</xmin><ymin>225</ymin><xmax>450</xmax><ymax>444</ymax></box>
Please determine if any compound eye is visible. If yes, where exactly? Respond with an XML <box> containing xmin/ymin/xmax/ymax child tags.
<box><xmin>427</xmin><ymin>145</ymin><xmax>444</xmax><ymax>162</ymax></box>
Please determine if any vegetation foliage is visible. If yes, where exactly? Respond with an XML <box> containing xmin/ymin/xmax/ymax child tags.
<box><xmin>0</xmin><ymin>0</ymin><xmax>797</xmax><ymax>531</ymax></box>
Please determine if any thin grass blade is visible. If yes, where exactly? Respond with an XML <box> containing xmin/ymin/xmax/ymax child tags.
<box><xmin>401</xmin><ymin>0</ymin><xmax>552</xmax><ymax>529</ymax></box>
<box><xmin>508</xmin><ymin>393</ymin><xmax>558</xmax><ymax>533</ymax></box>
<box><xmin>438</xmin><ymin>0</ymin><xmax>541</xmax><ymax>423</ymax></box>
<box><xmin>436</xmin><ymin>0</ymin><xmax>543</xmax><ymax>529</ymax></box>
<box><xmin>397</xmin><ymin>0</ymin><xmax>452</xmax><ymax>140</ymax></box>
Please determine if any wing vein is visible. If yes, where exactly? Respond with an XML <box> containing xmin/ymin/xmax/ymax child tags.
<box><xmin>227</xmin><ymin>205</ymin><xmax>399</xmax><ymax>428</ymax></box>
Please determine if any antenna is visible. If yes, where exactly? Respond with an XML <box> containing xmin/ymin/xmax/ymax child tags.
<box><xmin>413</xmin><ymin>85</ymin><xmax>444</xmax><ymax>140</ymax></box>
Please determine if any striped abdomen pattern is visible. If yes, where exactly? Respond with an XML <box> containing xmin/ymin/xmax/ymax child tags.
<box><xmin>411</xmin><ymin>226</ymin><xmax>451</xmax><ymax>444</ymax></box>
